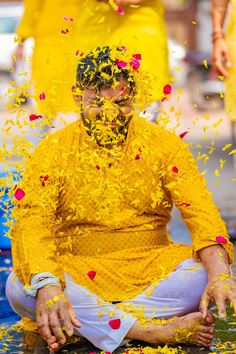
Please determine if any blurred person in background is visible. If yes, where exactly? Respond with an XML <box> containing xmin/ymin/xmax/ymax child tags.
<box><xmin>14</xmin><ymin>0</ymin><xmax>80</xmax><ymax>126</ymax></box>
<box><xmin>14</xmin><ymin>0</ymin><xmax>170</xmax><ymax>126</ymax></box>
<box><xmin>211</xmin><ymin>0</ymin><xmax>236</xmax><ymax>147</ymax></box>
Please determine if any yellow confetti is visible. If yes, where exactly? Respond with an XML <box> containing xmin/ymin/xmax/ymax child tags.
<box><xmin>203</xmin><ymin>59</ymin><xmax>208</xmax><ymax>68</ymax></box>
<box><xmin>215</xmin><ymin>169</ymin><xmax>220</xmax><ymax>177</ymax></box>
<box><xmin>229</xmin><ymin>149</ymin><xmax>236</xmax><ymax>155</ymax></box>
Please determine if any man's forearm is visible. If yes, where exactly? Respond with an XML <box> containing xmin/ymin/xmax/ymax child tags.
<box><xmin>199</xmin><ymin>245</ymin><xmax>231</xmax><ymax>279</ymax></box>
<box><xmin>211</xmin><ymin>0</ymin><xmax>229</xmax><ymax>32</ymax></box>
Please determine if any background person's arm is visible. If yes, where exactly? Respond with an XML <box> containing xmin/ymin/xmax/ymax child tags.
<box><xmin>211</xmin><ymin>0</ymin><xmax>231</xmax><ymax>76</ymax></box>
<box><xmin>14</xmin><ymin>0</ymin><xmax>42</xmax><ymax>64</ymax></box>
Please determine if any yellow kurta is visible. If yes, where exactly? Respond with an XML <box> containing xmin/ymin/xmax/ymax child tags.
<box><xmin>11</xmin><ymin>116</ymin><xmax>234</xmax><ymax>304</ymax></box>
<box><xmin>225</xmin><ymin>0</ymin><xmax>236</xmax><ymax>121</ymax></box>
<box><xmin>16</xmin><ymin>0</ymin><xmax>169</xmax><ymax>115</ymax></box>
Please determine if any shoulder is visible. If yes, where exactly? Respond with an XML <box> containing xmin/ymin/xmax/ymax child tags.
<box><xmin>134</xmin><ymin>116</ymin><xmax>185</xmax><ymax>148</ymax></box>
<box><xmin>33</xmin><ymin>120</ymin><xmax>81</xmax><ymax>154</ymax></box>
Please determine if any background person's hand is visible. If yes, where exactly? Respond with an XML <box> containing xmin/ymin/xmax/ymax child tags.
<box><xmin>13</xmin><ymin>43</ymin><xmax>25</xmax><ymax>70</ymax></box>
<box><xmin>36</xmin><ymin>286</ymin><xmax>81</xmax><ymax>352</ymax></box>
<box><xmin>212</xmin><ymin>37</ymin><xmax>232</xmax><ymax>77</ymax></box>
<box><xmin>200</xmin><ymin>275</ymin><xmax>236</xmax><ymax>319</ymax></box>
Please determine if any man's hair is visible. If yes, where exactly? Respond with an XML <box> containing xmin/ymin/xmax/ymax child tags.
<box><xmin>76</xmin><ymin>46</ymin><xmax>136</xmax><ymax>91</ymax></box>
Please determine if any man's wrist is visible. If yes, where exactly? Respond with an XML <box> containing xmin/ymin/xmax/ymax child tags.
<box><xmin>24</xmin><ymin>272</ymin><xmax>62</xmax><ymax>298</ymax></box>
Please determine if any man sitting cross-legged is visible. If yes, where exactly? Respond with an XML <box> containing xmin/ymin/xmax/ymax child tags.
<box><xmin>6</xmin><ymin>46</ymin><xmax>236</xmax><ymax>353</ymax></box>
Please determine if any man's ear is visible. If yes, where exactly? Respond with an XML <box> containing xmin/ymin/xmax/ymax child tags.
<box><xmin>72</xmin><ymin>84</ymin><xmax>82</xmax><ymax>106</ymax></box>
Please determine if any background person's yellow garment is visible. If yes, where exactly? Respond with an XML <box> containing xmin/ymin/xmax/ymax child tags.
<box><xmin>17</xmin><ymin>0</ymin><xmax>169</xmax><ymax>115</ymax></box>
<box><xmin>225</xmin><ymin>0</ymin><xmax>236</xmax><ymax>122</ymax></box>
<box><xmin>10</xmin><ymin>116</ymin><xmax>234</xmax><ymax>303</ymax></box>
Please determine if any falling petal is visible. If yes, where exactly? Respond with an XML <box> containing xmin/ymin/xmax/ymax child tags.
<box><xmin>87</xmin><ymin>271</ymin><xmax>96</xmax><ymax>280</ymax></box>
<box><xmin>108</xmin><ymin>318</ymin><xmax>121</xmax><ymax>329</ymax></box>
<box><xmin>163</xmin><ymin>84</ymin><xmax>172</xmax><ymax>95</ymax></box>
<box><xmin>29</xmin><ymin>114</ymin><xmax>42</xmax><ymax>121</ymax></box>
<box><xmin>172</xmin><ymin>166</ymin><xmax>178</xmax><ymax>174</ymax></box>
<box><xmin>39</xmin><ymin>92</ymin><xmax>46</xmax><ymax>100</ymax></box>
<box><xmin>229</xmin><ymin>149</ymin><xmax>236</xmax><ymax>155</ymax></box>
<box><xmin>15</xmin><ymin>188</ymin><xmax>25</xmax><ymax>201</ymax></box>
<box><xmin>96</xmin><ymin>165</ymin><xmax>100</xmax><ymax>170</ymax></box>
<box><xmin>179</xmin><ymin>131</ymin><xmax>189</xmax><ymax>139</ymax></box>
<box><xmin>116</xmin><ymin>60</ymin><xmax>127</xmax><ymax>68</ymax></box>
<box><xmin>63</xmin><ymin>15</ymin><xmax>73</xmax><ymax>21</ymax></box>
<box><xmin>203</xmin><ymin>59</ymin><xmax>208</xmax><ymax>69</ymax></box>
<box><xmin>130</xmin><ymin>59</ymin><xmax>140</xmax><ymax>70</ymax></box>
<box><xmin>216</xmin><ymin>236</ymin><xmax>227</xmax><ymax>244</ymax></box>
<box><xmin>133</xmin><ymin>54</ymin><xmax>142</xmax><ymax>60</ymax></box>
<box><xmin>117</xmin><ymin>6</ymin><xmax>124</xmax><ymax>15</ymax></box>
<box><xmin>135</xmin><ymin>154</ymin><xmax>141</xmax><ymax>160</ymax></box>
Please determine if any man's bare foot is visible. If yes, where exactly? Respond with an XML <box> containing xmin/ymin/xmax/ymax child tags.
<box><xmin>126</xmin><ymin>312</ymin><xmax>215</xmax><ymax>347</ymax></box>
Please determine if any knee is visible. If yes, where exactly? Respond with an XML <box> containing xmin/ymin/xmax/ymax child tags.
<box><xmin>6</xmin><ymin>272</ymin><xmax>36</xmax><ymax>319</ymax></box>
<box><xmin>6</xmin><ymin>272</ymin><xmax>20</xmax><ymax>305</ymax></box>
<box><xmin>181</xmin><ymin>264</ymin><xmax>208</xmax><ymax>312</ymax></box>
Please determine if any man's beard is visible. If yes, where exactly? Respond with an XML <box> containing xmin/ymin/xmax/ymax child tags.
<box><xmin>81</xmin><ymin>112</ymin><xmax>132</xmax><ymax>148</ymax></box>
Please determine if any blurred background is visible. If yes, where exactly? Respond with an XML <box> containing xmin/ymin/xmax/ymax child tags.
<box><xmin>0</xmin><ymin>0</ymin><xmax>236</xmax><ymax>352</ymax></box>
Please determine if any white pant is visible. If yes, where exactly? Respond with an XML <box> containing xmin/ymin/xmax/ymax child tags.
<box><xmin>6</xmin><ymin>258</ymin><xmax>208</xmax><ymax>353</ymax></box>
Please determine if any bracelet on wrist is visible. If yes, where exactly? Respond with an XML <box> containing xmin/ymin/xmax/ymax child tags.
<box><xmin>24</xmin><ymin>272</ymin><xmax>61</xmax><ymax>298</ymax></box>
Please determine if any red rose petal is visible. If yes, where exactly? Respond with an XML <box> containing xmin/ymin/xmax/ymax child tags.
<box><xmin>96</xmin><ymin>165</ymin><xmax>100</xmax><ymax>170</ymax></box>
<box><xmin>135</xmin><ymin>154</ymin><xmax>141</xmax><ymax>160</ymax></box>
<box><xmin>39</xmin><ymin>92</ymin><xmax>46</xmax><ymax>100</ymax></box>
<box><xmin>87</xmin><ymin>271</ymin><xmax>96</xmax><ymax>280</ymax></box>
<box><xmin>130</xmin><ymin>59</ymin><xmax>140</xmax><ymax>70</ymax></box>
<box><xmin>172</xmin><ymin>166</ymin><xmax>179</xmax><ymax>174</ymax></box>
<box><xmin>163</xmin><ymin>84</ymin><xmax>172</xmax><ymax>95</ymax></box>
<box><xmin>15</xmin><ymin>188</ymin><xmax>25</xmax><ymax>201</ymax></box>
<box><xmin>108</xmin><ymin>319</ymin><xmax>121</xmax><ymax>330</ymax></box>
<box><xmin>179</xmin><ymin>131</ymin><xmax>189</xmax><ymax>139</ymax></box>
<box><xmin>161</xmin><ymin>97</ymin><xmax>167</xmax><ymax>102</ymax></box>
<box><xmin>29</xmin><ymin>114</ymin><xmax>42</xmax><ymax>121</ymax></box>
<box><xmin>117</xmin><ymin>6</ymin><xmax>124</xmax><ymax>15</ymax></box>
<box><xmin>116</xmin><ymin>60</ymin><xmax>127</xmax><ymax>68</ymax></box>
<box><xmin>216</xmin><ymin>236</ymin><xmax>227</xmax><ymax>244</ymax></box>
<box><xmin>133</xmin><ymin>53</ymin><xmax>142</xmax><ymax>61</ymax></box>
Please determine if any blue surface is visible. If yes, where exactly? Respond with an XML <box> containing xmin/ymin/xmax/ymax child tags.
<box><xmin>0</xmin><ymin>254</ymin><xmax>20</xmax><ymax>324</ymax></box>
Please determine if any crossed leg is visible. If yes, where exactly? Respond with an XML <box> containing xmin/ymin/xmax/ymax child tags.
<box><xmin>6</xmin><ymin>258</ymin><xmax>214</xmax><ymax>352</ymax></box>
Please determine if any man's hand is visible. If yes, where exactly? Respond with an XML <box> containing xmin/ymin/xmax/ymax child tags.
<box><xmin>36</xmin><ymin>286</ymin><xmax>81</xmax><ymax>352</ymax></box>
<box><xmin>212</xmin><ymin>37</ymin><xmax>232</xmax><ymax>77</ymax></box>
<box><xmin>200</xmin><ymin>275</ymin><xmax>236</xmax><ymax>319</ymax></box>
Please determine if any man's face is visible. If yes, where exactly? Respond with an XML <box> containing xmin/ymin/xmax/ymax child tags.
<box><xmin>74</xmin><ymin>78</ymin><xmax>134</xmax><ymax>146</ymax></box>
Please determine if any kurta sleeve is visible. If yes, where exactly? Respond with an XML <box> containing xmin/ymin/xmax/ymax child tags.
<box><xmin>162</xmin><ymin>130</ymin><xmax>234</xmax><ymax>264</ymax></box>
<box><xmin>10</xmin><ymin>136</ymin><xmax>66</xmax><ymax>288</ymax></box>
<box><xmin>16</xmin><ymin>0</ymin><xmax>42</xmax><ymax>39</ymax></box>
